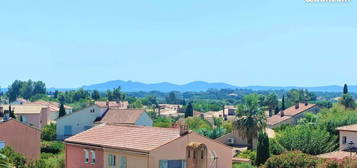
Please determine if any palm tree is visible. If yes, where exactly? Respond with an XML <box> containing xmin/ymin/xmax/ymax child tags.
<box><xmin>233</xmin><ymin>94</ymin><xmax>266</xmax><ymax>150</ymax></box>
<box><xmin>0</xmin><ymin>154</ymin><xmax>13</xmax><ymax>168</ymax></box>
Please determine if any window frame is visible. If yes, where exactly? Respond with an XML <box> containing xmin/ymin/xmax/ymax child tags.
<box><xmin>91</xmin><ymin>150</ymin><xmax>96</xmax><ymax>164</ymax></box>
<box><xmin>84</xmin><ymin>149</ymin><xmax>89</xmax><ymax>163</ymax></box>
<box><xmin>342</xmin><ymin>136</ymin><xmax>347</xmax><ymax>144</ymax></box>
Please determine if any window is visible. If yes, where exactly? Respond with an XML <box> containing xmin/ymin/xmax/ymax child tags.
<box><xmin>22</xmin><ymin>116</ymin><xmax>28</xmax><ymax>123</ymax></box>
<box><xmin>343</xmin><ymin>136</ymin><xmax>347</xmax><ymax>144</ymax></box>
<box><xmin>64</xmin><ymin>125</ymin><xmax>73</xmax><ymax>136</ymax></box>
<box><xmin>120</xmin><ymin>156</ymin><xmax>127</xmax><ymax>168</ymax></box>
<box><xmin>90</xmin><ymin>108</ymin><xmax>95</xmax><ymax>113</ymax></box>
<box><xmin>108</xmin><ymin>154</ymin><xmax>116</xmax><ymax>167</ymax></box>
<box><xmin>91</xmin><ymin>150</ymin><xmax>96</xmax><ymax>164</ymax></box>
<box><xmin>84</xmin><ymin>150</ymin><xmax>89</xmax><ymax>163</ymax></box>
<box><xmin>159</xmin><ymin>160</ymin><xmax>186</xmax><ymax>168</ymax></box>
<box><xmin>0</xmin><ymin>141</ymin><xmax>6</xmax><ymax>149</ymax></box>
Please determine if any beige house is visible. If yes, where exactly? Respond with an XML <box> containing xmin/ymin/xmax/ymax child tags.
<box><xmin>25</xmin><ymin>100</ymin><xmax>73</xmax><ymax>121</ymax></box>
<box><xmin>158</xmin><ymin>104</ymin><xmax>183</xmax><ymax>117</ymax></box>
<box><xmin>318</xmin><ymin>124</ymin><xmax>357</xmax><ymax>159</ymax></box>
<box><xmin>0</xmin><ymin>105</ymin><xmax>51</xmax><ymax>129</ymax></box>
<box><xmin>216</xmin><ymin>128</ymin><xmax>276</xmax><ymax>150</ymax></box>
<box><xmin>267</xmin><ymin>103</ymin><xmax>320</xmax><ymax>128</ymax></box>
<box><xmin>65</xmin><ymin>124</ymin><xmax>232</xmax><ymax>168</ymax></box>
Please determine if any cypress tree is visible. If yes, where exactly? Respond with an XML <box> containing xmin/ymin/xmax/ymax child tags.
<box><xmin>281</xmin><ymin>95</ymin><xmax>286</xmax><ymax>111</ymax></box>
<box><xmin>343</xmin><ymin>84</ymin><xmax>349</xmax><ymax>94</ymax></box>
<box><xmin>58</xmin><ymin>102</ymin><xmax>66</xmax><ymax>118</ymax></box>
<box><xmin>9</xmin><ymin>105</ymin><xmax>16</xmax><ymax>119</ymax></box>
<box><xmin>256</xmin><ymin>131</ymin><xmax>270</xmax><ymax>165</ymax></box>
<box><xmin>185</xmin><ymin>102</ymin><xmax>193</xmax><ymax>118</ymax></box>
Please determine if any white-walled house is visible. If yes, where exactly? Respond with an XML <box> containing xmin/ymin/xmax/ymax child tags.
<box><xmin>56</xmin><ymin>105</ymin><xmax>102</xmax><ymax>140</ymax></box>
<box><xmin>56</xmin><ymin>105</ymin><xmax>153</xmax><ymax>140</ymax></box>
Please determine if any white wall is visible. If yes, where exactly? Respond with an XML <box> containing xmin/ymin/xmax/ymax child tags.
<box><xmin>56</xmin><ymin>105</ymin><xmax>101</xmax><ymax>140</ymax></box>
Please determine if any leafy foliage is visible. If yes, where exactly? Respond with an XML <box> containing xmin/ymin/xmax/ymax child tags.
<box><xmin>232</xmin><ymin>163</ymin><xmax>255</xmax><ymax>168</ymax></box>
<box><xmin>41</xmin><ymin>141</ymin><xmax>64</xmax><ymax>154</ymax></box>
<box><xmin>153</xmin><ymin>117</ymin><xmax>174</xmax><ymax>128</ymax></box>
<box><xmin>41</xmin><ymin>123</ymin><xmax>56</xmax><ymax>141</ymax></box>
<box><xmin>237</xmin><ymin>150</ymin><xmax>256</xmax><ymax>164</ymax></box>
<box><xmin>0</xmin><ymin>154</ymin><xmax>13</xmax><ymax>168</ymax></box>
<box><xmin>0</xmin><ymin>147</ymin><xmax>26</xmax><ymax>168</ymax></box>
<box><xmin>269</xmin><ymin>138</ymin><xmax>286</xmax><ymax>155</ymax></box>
<box><xmin>233</xmin><ymin>94</ymin><xmax>266</xmax><ymax>149</ymax></box>
<box><xmin>263</xmin><ymin>151</ymin><xmax>321</xmax><ymax>168</ymax></box>
<box><xmin>276</xmin><ymin>124</ymin><xmax>337</xmax><ymax>155</ymax></box>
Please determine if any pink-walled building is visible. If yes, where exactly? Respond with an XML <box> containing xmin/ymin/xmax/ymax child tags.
<box><xmin>0</xmin><ymin>119</ymin><xmax>41</xmax><ymax>161</ymax></box>
<box><xmin>65</xmin><ymin>124</ymin><xmax>232</xmax><ymax>168</ymax></box>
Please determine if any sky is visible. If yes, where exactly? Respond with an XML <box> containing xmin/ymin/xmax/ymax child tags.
<box><xmin>0</xmin><ymin>0</ymin><xmax>356</xmax><ymax>88</ymax></box>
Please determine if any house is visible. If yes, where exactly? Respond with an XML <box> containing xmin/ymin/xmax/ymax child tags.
<box><xmin>318</xmin><ymin>124</ymin><xmax>357</xmax><ymax>159</ymax></box>
<box><xmin>64</xmin><ymin>124</ymin><xmax>232</xmax><ymax>168</ymax></box>
<box><xmin>95</xmin><ymin>101</ymin><xmax>129</xmax><ymax>112</ymax></box>
<box><xmin>10</xmin><ymin>98</ymin><xmax>30</xmax><ymax>105</ymax></box>
<box><xmin>25</xmin><ymin>100</ymin><xmax>73</xmax><ymax>121</ymax></box>
<box><xmin>56</xmin><ymin>105</ymin><xmax>102</xmax><ymax>140</ymax></box>
<box><xmin>0</xmin><ymin>119</ymin><xmax>41</xmax><ymax>161</ymax></box>
<box><xmin>0</xmin><ymin>104</ymin><xmax>51</xmax><ymax>129</ymax></box>
<box><xmin>216</xmin><ymin>128</ymin><xmax>276</xmax><ymax>150</ymax></box>
<box><xmin>56</xmin><ymin>106</ymin><xmax>153</xmax><ymax>140</ymax></box>
<box><xmin>267</xmin><ymin>103</ymin><xmax>319</xmax><ymax>128</ymax></box>
<box><xmin>95</xmin><ymin>109</ymin><xmax>153</xmax><ymax>126</ymax></box>
<box><xmin>157</xmin><ymin>104</ymin><xmax>183</xmax><ymax>117</ymax></box>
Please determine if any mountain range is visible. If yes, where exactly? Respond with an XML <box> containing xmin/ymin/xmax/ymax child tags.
<box><xmin>81</xmin><ymin>80</ymin><xmax>356</xmax><ymax>93</ymax></box>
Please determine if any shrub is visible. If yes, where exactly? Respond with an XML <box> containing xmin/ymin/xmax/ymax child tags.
<box><xmin>41</xmin><ymin>141</ymin><xmax>64</xmax><ymax>154</ymax></box>
<box><xmin>153</xmin><ymin>117</ymin><xmax>174</xmax><ymax>128</ymax></box>
<box><xmin>233</xmin><ymin>162</ymin><xmax>255</xmax><ymax>168</ymax></box>
<box><xmin>276</xmin><ymin>124</ymin><xmax>337</xmax><ymax>155</ymax></box>
<box><xmin>0</xmin><ymin>147</ymin><xmax>26</xmax><ymax>168</ymax></box>
<box><xmin>269</xmin><ymin>138</ymin><xmax>286</xmax><ymax>155</ymax></box>
<box><xmin>237</xmin><ymin>150</ymin><xmax>256</xmax><ymax>164</ymax></box>
<box><xmin>41</xmin><ymin>123</ymin><xmax>56</xmax><ymax>141</ymax></box>
<box><xmin>317</xmin><ymin>157</ymin><xmax>357</xmax><ymax>168</ymax></box>
<box><xmin>263</xmin><ymin>151</ymin><xmax>321</xmax><ymax>168</ymax></box>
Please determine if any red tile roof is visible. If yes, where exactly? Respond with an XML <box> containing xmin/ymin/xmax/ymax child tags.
<box><xmin>267</xmin><ymin>103</ymin><xmax>317</xmax><ymax>126</ymax></box>
<box><xmin>25</xmin><ymin>101</ymin><xmax>71</xmax><ymax>112</ymax></box>
<box><xmin>65</xmin><ymin>124</ymin><xmax>181</xmax><ymax>152</ymax></box>
<box><xmin>97</xmin><ymin>109</ymin><xmax>146</xmax><ymax>124</ymax></box>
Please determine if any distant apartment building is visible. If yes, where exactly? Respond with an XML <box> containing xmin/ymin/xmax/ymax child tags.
<box><xmin>0</xmin><ymin>119</ymin><xmax>41</xmax><ymax>161</ymax></box>
<box><xmin>267</xmin><ymin>103</ymin><xmax>320</xmax><ymax>128</ymax></box>
<box><xmin>64</xmin><ymin>124</ymin><xmax>232</xmax><ymax>168</ymax></box>
<box><xmin>25</xmin><ymin>100</ymin><xmax>73</xmax><ymax>120</ymax></box>
<box><xmin>158</xmin><ymin>104</ymin><xmax>183</xmax><ymax>117</ymax></box>
<box><xmin>95</xmin><ymin>101</ymin><xmax>129</xmax><ymax>112</ymax></box>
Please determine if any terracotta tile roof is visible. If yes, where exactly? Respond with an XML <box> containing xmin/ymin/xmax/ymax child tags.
<box><xmin>1</xmin><ymin>105</ymin><xmax>47</xmax><ymax>114</ymax></box>
<box><xmin>317</xmin><ymin>151</ymin><xmax>353</xmax><ymax>159</ymax></box>
<box><xmin>95</xmin><ymin>101</ymin><xmax>128</xmax><ymax>108</ymax></box>
<box><xmin>267</xmin><ymin>115</ymin><xmax>291</xmax><ymax>126</ymax></box>
<box><xmin>25</xmin><ymin>101</ymin><xmax>71</xmax><ymax>112</ymax></box>
<box><xmin>283</xmin><ymin>103</ymin><xmax>316</xmax><ymax>116</ymax></box>
<box><xmin>336</xmin><ymin>124</ymin><xmax>357</xmax><ymax>132</ymax></box>
<box><xmin>267</xmin><ymin>103</ymin><xmax>317</xmax><ymax>126</ymax></box>
<box><xmin>65</xmin><ymin>124</ymin><xmax>181</xmax><ymax>152</ymax></box>
<box><xmin>97</xmin><ymin>109</ymin><xmax>146</xmax><ymax>124</ymax></box>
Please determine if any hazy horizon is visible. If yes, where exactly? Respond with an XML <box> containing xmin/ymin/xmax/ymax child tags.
<box><xmin>1</xmin><ymin>0</ymin><xmax>356</xmax><ymax>88</ymax></box>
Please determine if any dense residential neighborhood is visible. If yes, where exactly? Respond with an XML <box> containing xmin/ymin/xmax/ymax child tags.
<box><xmin>1</xmin><ymin>79</ymin><xmax>357</xmax><ymax>168</ymax></box>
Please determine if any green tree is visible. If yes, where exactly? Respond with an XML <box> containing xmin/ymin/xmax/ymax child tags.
<box><xmin>281</xmin><ymin>95</ymin><xmax>285</xmax><ymax>111</ymax></box>
<box><xmin>166</xmin><ymin>91</ymin><xmax>179</xmax><ymax>104</ymax></box>
<box><xmin>41</xmin><ymin>123</ymin><xmax>56</xmax><ymax>141</ymax></box>
<box><xmin>343</xmin><ymin>83</ymin><xmax>348</xmax><ymax>94</ymax></box>
<box><xmin>233</xmin><ymin>94</ymin><xmax>266</xmax><ymax>150</ymax></box>
<box><xmin>58</xmin><ymin>102</ymin><xmax>66</xmax><ymax>118</ymax></box>
<box><xmin>7</xmin><ymin>80</ymin><xmax>22</xmax><ymax>102</ymax></box>
<box><xmin>256</xmin><ymin>131</ymin><xmax>270</xmax><ymax>165</ymax></box>
<box><xmin>106</xmin><ymin>90</ymin><xmax>114</xmax><ymax>101</ymax></box>
<box><xmin>91</xmin><ymin>90</ymin><xmax>100</xmax><ymax>100</ymax></box>
<box><xmin>112</xmin><ymin>87</ymin><xmax>123</xmax><ymax>101</ymax></box>
<box><xmin>340</xmin><ymin>93</ymin><xmax>355</xmax><ymax>109</ymax></box>
<box><xmin>264</xmin><ymin>93</ymin><xmax>278</xmax><ymax>117</ymax></box>
<box><xmin>0</xmin><ymin>147</ymin><xmax>26</xmax><ymax>168</ymax></box>
<box><xmin>53</xmin><ymin>90</ymin><xmax>59</xmax><ymax>99</ymax></box>
<box><xmin>185</xmin><ymin>102</ymin><xmax>193</xmax><ymax>118</ymax></box>
<box><xmin>8</xmin><ymin>105</ymin><xmax>15</xmax><ymax>119</ymax></box>
<box><xmin>33</xmin><ymin>81</ymin><xmax>46</xmax><ymax>95</ymax></box>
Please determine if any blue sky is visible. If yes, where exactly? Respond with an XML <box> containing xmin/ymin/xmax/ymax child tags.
<box><xmin>0</xmin><ymin>0</ymin><xmax>356</xmax><ymax>88</ymax></box>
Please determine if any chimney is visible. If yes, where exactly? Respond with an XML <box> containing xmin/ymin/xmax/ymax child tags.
<box><xmin>106</xmin><ymin>101</ymin><xmax>109</xmax><ymax>108</ymax></box>
<box><xmin>180</xmin><ymin>125</ymin><xmax>189</xmax><ymax>136</ymax></box>
<box><xmin>305</xmin><ymin>102</ymin><xmax>308</xmax><ymax>106</ymax></box>
<box><xmin>295</xmin><ymin>103</ymin><xmax>299</xmax><ymax>109</ymax></box>
<box><xmin>280</xmin><ymin>110</ymin><xmax>284</xmax><ymax>117</ymax></box>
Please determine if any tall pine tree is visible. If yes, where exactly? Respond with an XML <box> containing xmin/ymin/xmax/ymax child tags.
<box><xmin>185</xmin><ymin>102</ymin><xmax>193</xmax><ymax>118</ymax></box>
<box><xmin>343</xmin><ymin>84</ymin><xmax>349</xmax><ymax>94</ymax></box>
<box><xmin>281</xmin><ymin>95</ymin><xmax>286</xmax><ymax>111</ymax></box>
<box><xmin>58</xmin><ymin>102</ymin><xmax>66</xmax><ymax>118</ymax></box>
<box><xmin>256</xmin><ymin>131</ymin><xmax>270</xmax><ymax>165</ymax></box>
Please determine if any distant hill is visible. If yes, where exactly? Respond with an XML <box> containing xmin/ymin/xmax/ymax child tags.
<box><xmin>81</xmin><ymin>80</ymin><xmax>357</xmax><ymax>93</ymax></box>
